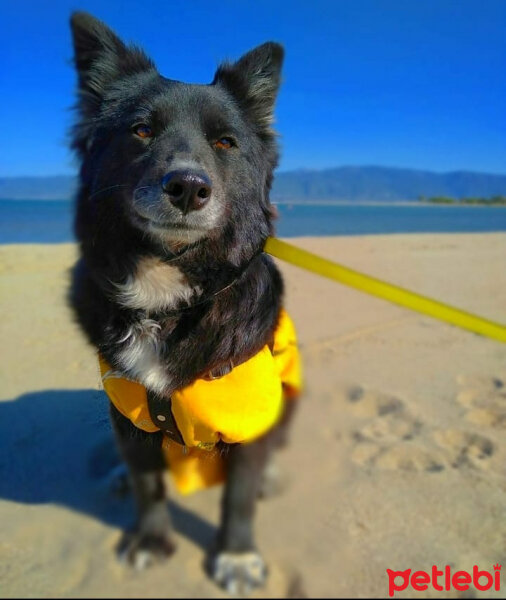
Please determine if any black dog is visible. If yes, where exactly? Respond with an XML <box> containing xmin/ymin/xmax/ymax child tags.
<box><xmin>69</xmin><ymin>12</ymin><xmax>298</xmax><ymax>593</ymax></box>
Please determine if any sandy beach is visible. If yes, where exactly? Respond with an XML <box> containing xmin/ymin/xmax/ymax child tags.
<box><xmin>1</xmin><ymin>233</ymin><xmax>505</xmax><ymax>598</ymax></box>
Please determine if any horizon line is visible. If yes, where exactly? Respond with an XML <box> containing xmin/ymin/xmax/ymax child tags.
<box><xmin>2</xmin><ymin>164</ymin><xmax>506</xmax><ymax>179</ymax></box>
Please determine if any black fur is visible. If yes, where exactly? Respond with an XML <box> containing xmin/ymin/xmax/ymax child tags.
<box><xmin>68</xmin><ymin>11</ymin><xmax>290</xmax><ymax>592</ymax></box>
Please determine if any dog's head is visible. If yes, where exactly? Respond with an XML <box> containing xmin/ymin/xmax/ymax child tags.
<box><xmin>70</xmin><ymin>12</ymin><xmax>283</xmax><ymax>263</ymax></box>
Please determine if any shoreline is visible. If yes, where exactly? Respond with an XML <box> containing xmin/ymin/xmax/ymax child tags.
<box><xmin>1</xmin><ymin>229</ymin><xmax>505</xmax><ymax>249</ymax></box>
<box><xmin>3</xmin><ymin>196</ymin><xmax>506</xmax><ymax>208</ymax></box>
<box><xmin>274</xmin><ymin>200</ymin><xmax>506</xmax><ymax>207</ymax></box>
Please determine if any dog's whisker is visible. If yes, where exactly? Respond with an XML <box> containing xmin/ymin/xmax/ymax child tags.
<box><xmin>134</xmin><ymin>185</ymin><xmax>156</xmax><ymax>194</ymax></box>
<box><xmin>88</xmin><ymin>184</ymin><xmax>128</xmax><ymax>199</ymax></box>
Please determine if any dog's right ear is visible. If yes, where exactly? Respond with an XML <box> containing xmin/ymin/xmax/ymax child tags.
<box><xmin>70</xmin><ymin>12</ymin><xmax>155</xmax><ymax>117</ymax></box>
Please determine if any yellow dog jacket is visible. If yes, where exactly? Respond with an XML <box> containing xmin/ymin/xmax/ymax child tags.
<box><xmin>99</xmin><ymin>309</ymin><xmax>302</xmax><ymax>494</ymax></box>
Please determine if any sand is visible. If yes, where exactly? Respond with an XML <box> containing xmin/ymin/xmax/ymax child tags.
<box><xmin>1</xmin><ymin>233</ymin><xmax>505</xmax><ymax>598</ymax></box>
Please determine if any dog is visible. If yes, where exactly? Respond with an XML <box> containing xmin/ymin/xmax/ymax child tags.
<box><xmin>68</xmin><ymin>11</ymin><xmax>301</xmax><ymax>594</ymax></box>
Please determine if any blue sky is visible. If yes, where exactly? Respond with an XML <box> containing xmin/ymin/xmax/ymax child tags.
<box><xmin>1</xmin><ymin>0</ymin><xmax>505</xmax><ymax>176</ymax></box>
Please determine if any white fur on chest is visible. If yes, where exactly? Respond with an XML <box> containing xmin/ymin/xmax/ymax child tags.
<box><xmin>117</xmin><ymin>318</ymin><xmax>169</xmax><ymax>393</ymax></box>
<box><xmin>115</xmin><ymin>256</ymin><xmax>198</xmax><ymax>311</ymax></box>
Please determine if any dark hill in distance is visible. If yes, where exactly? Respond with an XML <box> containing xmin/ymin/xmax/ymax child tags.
<box><xmin>1</xmin><ymin>166</ymin><xmax>506</xmax><ymax>202</ymax></box>
<box><xmin>271</xmin><ymin>166</ymin><xmax>506</xmax><ymax>202</ymax></box>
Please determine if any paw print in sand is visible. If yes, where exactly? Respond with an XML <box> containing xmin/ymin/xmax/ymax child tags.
<box><xmin>346</xmin><ymin>386</ymin><xmax>446</xmax><ymax>473</ymax></box>
<box><xmin>432</xmin><ymin>429</ymin><xmax>494</xmax><ymax>470</ymax></box>
<box><xmin>346</xmin><ymin>385</ymin><xmax>496</xmax><ymax>474</ymax></box>
<box><xmin>456</xmin><ymin>374</ymin><xmax>506</xmax><ymax>429</ymax></box>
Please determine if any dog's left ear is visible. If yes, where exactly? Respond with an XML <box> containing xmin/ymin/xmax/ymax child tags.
<box><xmin>213</xmin><ymin>42</ymin><xmax>284</xmax><ymax>132</ymax></box>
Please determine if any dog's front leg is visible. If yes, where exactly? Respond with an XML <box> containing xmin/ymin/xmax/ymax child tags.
<box><xmin>211</xmin><ymin>436</ymin><xmax>272</xmax><ymax>594</ymax></box>
<box><xmin>110</xmin><ymin>403</ymin><xmax>176</xmax><ymax>569</ymax></box>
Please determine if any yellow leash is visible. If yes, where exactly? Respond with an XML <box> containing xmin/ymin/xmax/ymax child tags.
<box><xmin>264</xmin><ymin>237</ymin><xmax>506</xmax><ymax>344</ymax></box>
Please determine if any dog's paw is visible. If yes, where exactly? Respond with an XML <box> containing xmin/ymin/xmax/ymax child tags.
<box><xmin>117</xmin><ymin>530</ymin><xmax>176</xmax><ymax>570</ymax></box>
<box><xmin>209</xmin><ymin>551</ymin><xmax>267</xmax><ymax>595</ymax></box>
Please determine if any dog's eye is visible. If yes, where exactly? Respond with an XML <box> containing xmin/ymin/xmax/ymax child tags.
<box><xmin>214</xmin><ymin>137</ymin><xmax>235</xmax><ymax>150</ymax></box>
<box><xmin>133</xmin><ymin>124</ymin><xmax>153</xmax><ymax>139</ymax></box>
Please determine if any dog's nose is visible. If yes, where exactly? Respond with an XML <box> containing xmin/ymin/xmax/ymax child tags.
<box><xmin>161</xmin><ymin>170</ymin><xmax>212</xmax><ymax>213</ymax></box>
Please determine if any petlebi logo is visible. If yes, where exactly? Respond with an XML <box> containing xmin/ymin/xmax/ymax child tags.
<box><xmin>387</xmin><ymin>564</ymin><xmax>501</xmax><ymax>597</ymax></box>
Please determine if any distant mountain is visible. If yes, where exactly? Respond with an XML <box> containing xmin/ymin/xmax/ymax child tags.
<box><xmin>271</xmin><ymin>166</ymin><xmax>506</xmax><ymax>202</ymax></box>
<box><xmin>1</xmin><ymin>166</ymin><xmax>506</xmax><ymax>202</ymax></box>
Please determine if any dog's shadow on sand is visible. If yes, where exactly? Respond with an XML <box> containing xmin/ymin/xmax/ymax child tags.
<box><xmin>0</xmin><ymin>388</ymin><xmax>216</xmax><ymax>550</ymax></box>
